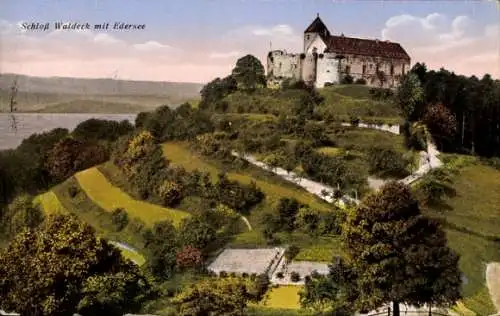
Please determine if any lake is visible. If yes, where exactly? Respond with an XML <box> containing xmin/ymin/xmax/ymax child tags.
<box><xmin>0</xmin><ymin>113</ymin><xmax>136</xmax><ymax>150</ymax></box>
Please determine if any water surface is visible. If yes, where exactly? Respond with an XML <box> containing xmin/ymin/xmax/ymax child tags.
<box><xmin>0</xmin><ymin>113</ymin><xmax>136</xmax><ymax>150</ymax></box>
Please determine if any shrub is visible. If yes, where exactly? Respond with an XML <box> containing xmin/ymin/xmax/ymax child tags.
<box><xmin>285</xmin><ymin>245</ymin><xmax>300</xmax><ymax>263</ymax></box>
<box><xmin>248</xmin><ymin>274</ymin><xmax>270</xmax><ymax>301</ymax></box>
<box><xmin>230</xmin><ymin>272</ymin><xmax>237</xmax><ymax>277</ymax></box>
<box><xmin>290</xmin><ymin>271</ymin><xmax>301</xmax><ymax>282</ymax></box>
<box><xmin>367</xmin><ymin>146</ymin><xmax>409</xmax><ymax>178</ymax></box>
<box><xmin>111</xmin><ymin>208</ymin><xmax>129</xmax><ymax>232</ymax></box>
<box><xmin>219</xmin><ymin>271</ymin><xmax>227</xmax><ymax>277</ymax></box>
<box><xmin>324</xmin><ymin>82</ymin><xmax>334</xmax><ymax>87</ymax></box>
<box><xmin>250</xmin><ymin>273</ymin><xmax>257</xmax><ymax>281</ymax></box>
<box><xmin>355</xmin><ymin>78</ymin><xmax>367</xmax><ymax>85</ymax></box>
<box><xmin>176</xmin><ymin>245</ymin><xmax>203</xmax><ymax>270</ymax></box>
<box><xmin>341</xmin><ymin>75</ymin><xmax>354</xmax><ymax>84</ymax></box>
<box><xmin>68</xmin><ymin>185</ymin><xmax>79</xmax><ymax>198</ymax></box>
<box><xmin>156</xmin><ymin>180</ymin><xmax>184</xmax><ymax>207</ymax></box>
<box><xmin>242</xmin><ymin>272</ymin><xmax>249</xmax><ymax>278</ymax></box>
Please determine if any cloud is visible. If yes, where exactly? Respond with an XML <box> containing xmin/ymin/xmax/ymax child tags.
<box><xmin>252</xmin><ymin>24</ymin><xmax>294</xmax><ymax>36</ymax></box>
<box><xmin>133</xmin><ymin>40</ymin><xmax>174</xmax><ymax>51</ymax></box>
<box><xmin>381</xmin><ymin>13</ymin><xmax>499</xmax><ymax>78</ymax></box>
<box><xmin>209</xmin><ymin>51</ymin><xmax>242</xmax><ymax>59</ymax></box>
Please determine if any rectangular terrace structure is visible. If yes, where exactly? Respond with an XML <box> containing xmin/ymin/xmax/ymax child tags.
<box><xmin>208</xmin><ymin>248</ymin><xmax>284</xmax><ymax>276</ymax></box>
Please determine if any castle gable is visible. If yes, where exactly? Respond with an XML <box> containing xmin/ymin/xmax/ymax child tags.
<box><xmin>325</xmin><ymin>35</ymin><xmax>410</xmax><ymax>61</ymax></box>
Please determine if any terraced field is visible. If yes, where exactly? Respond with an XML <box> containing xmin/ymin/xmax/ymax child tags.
<box><xmin>75</xmin><ymin>167</ymin><xmax>190</xmax><ymax>227</ymax></box>
<box><xmin>34</xmin><ymin>191</ymin><xmax>67</xmax><ymax>214</ymax></box>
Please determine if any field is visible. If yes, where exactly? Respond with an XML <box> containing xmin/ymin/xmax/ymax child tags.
<box><xmin>33</xmin><ymin>191</ymin><xmax>67</xmax><ymax>215</ymax></box>
<box><xmin>423</xmin><ymin>161</ymin><xmax>500</xmax><ymax>315</ymax></box>
<box><xmin>259</xmin><ymin>286</ymin><xmax>302</xmax><ymax>309</ymax></box>
<box><xmin>75</xmin><ymin>167</ymin><xmax>190</xmax><ymax>227</ymax></box>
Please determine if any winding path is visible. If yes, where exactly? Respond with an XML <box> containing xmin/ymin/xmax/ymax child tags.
<box><xmin>232</xmin><ymin>122</ymin><xmax>443</xmax><ymax>207</ymax></box>
<box><xmin>240</xmin><ymin>215</ymin><xmax>252</xmax><ymax>231</ymax></box>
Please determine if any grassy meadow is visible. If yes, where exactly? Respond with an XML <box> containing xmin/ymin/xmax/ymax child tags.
<box><xmin>420</xmin><ymin>160</ymin><xmax>500</xmax><ymax>315</ymax></box>
<box><xmin>75</xmin><ymin>167</ymin><xmax>190</xmax><ymax>227</ymax></box>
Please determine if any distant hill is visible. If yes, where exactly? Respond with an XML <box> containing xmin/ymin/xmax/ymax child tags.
<box><xmin>0</xmin><ymin>73</ymin><xmax>203</xmax><ymax>113</ymax></box>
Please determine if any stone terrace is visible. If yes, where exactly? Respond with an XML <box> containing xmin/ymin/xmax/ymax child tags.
<box><xmin>208</xmin><ymin>248</ymin><xmax>285</xmax><ymax>276</ymax></box>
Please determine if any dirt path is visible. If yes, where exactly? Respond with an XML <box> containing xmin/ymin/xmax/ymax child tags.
<box><xmin>487</xmin><ymin>262</ymin><xmax>500</xmax><ymax>312</ymax></box>
<box><xmin>240</xmin><ymin>215</ymin><xmax>252</xmax><ymax>231</ymax></box>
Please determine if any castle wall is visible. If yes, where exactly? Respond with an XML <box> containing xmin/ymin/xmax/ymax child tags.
<box><xmin>301</xmin><ymin>54</ymin><xmax>317</xmax><ymax>84</ymax></box>
<box><xmin>267</xmin><ymin>51</ymin><xmax>301</xmax><ymax>82</ymax></box>
<box><xmin>315</xmin><ymin>53</ymin><xmax>339</xmax><ymax>88</ymax></box>
<box><xmin>339</xmin><ymin>54</ymin><xmax>410</xmax><ymax>88</ymax></box>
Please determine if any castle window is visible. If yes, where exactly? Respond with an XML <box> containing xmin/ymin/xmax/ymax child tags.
<box><xmin>362</xmin><ymin>65</ymin><xmax>366</xmax><ymax>75</ymax></box>
<box><xmin>306</xmin><ymin>34</ymin><xmax>310</xmax><ymax>40</ymax></box>
<box><xmin>390</xmin><ymin>65</ymin><xmax>394</xmax><ymax>76</ymax></box>
<box><xmin>402</xmin><ymin>64</ymin><xmax>405</xmax><ymax>75</ymax></box>
<box><xmin>345</xmin><ymin>65</ymin><xmax>351</xmax><ymax>74</ymax></box>
<box><xmin>279</xmin><ymin>62</ymin><xmax>282</xmax><ymax>69</ymax></box>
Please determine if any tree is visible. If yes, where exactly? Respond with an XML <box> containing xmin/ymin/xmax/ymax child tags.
<box><xmin>45</xmin><ymin>137</ymin><xmax>107</xmax><ymax>182</ymax></box>
<box><xmin>276</xmin><ymin>197</ymin><xmax>301</xmax><ymax>232</ymax></box>
<box><xmin>176</xmin><ymin>245</ymin><xmax>203</xmax><ymax>270</ymax></box>
<box><xmin>231</xmin><ymin>54</ymin><xmax>266</xmax><ymax>91</ymax></box>
<box><xmin>111</xmin><ymin>208</ymin><xmax>129</xmax><ymax>232</ymax></box>
<box><xmin>295</xmin><ymin>207</ymin><xmax>321</xmax><ymax>235</ymax></box>
<box><xmin>423</xmin><ymin>103</ymin><xmax>457</xmax><ymax>150</ymax></box>
<box><xmin>396</xmin><ymin>73</ymin><xmax>424</xmax><ymax>121</ymax></box>
<box><xmin>72</xmin><ymin>118</ymin><xmax>133</xmax><ymax>143</ymax></box>
<box><xmin>0</xmin><ymin>214</ymin><xmax>149</xmax><ymax>316</ymax></box>
<box><xmin>366</xmin><ymin>146</ymin><xmax>409</xmax><ymax>178</ymax></box>
<box><xmin>143</xmin><ymin>220</ymin><xmax>179</xmax><ymax>279</ymax></box>
<box><xmin>284</xmin><ymin>245</ymin><xmax>301</xmax><ymax>264</ymax></box>
<box><xmin>178</xmin><ymin>216</ymin><xmax>217</xmax><ymax>254</ymax></box>
<box><xmin>342</xmin><ymin>181</ymin><xmax>462</xmax><ymax>315</ymax></box>
<box><xmin>172</xmin><ymin>277</ymin><xmax>251</xmax><ymax>316</ymax></box>
<box><xmin>1</xmin><ymin>194</ymin><xmax>44</xmax><ymax>238</ymax></box>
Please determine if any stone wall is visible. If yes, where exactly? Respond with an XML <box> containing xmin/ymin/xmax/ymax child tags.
<box><xmin>339</xmin><ymin>53</ymin><xmax>410</xmax><ymax>88</ymax></box>
<box><xmin>340</xmin><ymin>122</ymin><xmax>401</xmax><ymax>135</ymax></box>
<box><xmin>267</xmin><ymin>50</ymin><xmax>301</xmax><ymax>83</ymax></box>
<box><xmin>315</xmin><ymin>53</ymin><xmax>339</xmax><ymax>88</ymax></box>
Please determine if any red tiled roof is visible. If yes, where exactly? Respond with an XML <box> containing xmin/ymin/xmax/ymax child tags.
<box><xmin>325</xmin><ymin>35</ymin><xmax>410</xmax><ymax>61</ymax></box>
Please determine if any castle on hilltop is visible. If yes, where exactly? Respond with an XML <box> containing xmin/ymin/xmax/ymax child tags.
<box><xmin>266</xmin><ymin>15</ymin><xmax>411</xmax><ymax>88</ymax></box>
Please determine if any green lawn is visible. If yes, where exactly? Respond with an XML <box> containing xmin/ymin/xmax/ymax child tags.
<box><xmin>331</xmin><ymin>127</ymin><xmax>406</xmax><ymax>153</ymax></box>
<box><xmin>34</xmin><ymin>191</ymin><xmax>67</xmax><ymax>215</ymax></box>
<box><xmin>75</xmin><ymin>167</ymin><xmax>190</xmax><ymax>227</ymax></box>
<box><xmin>316</xmin><ymin>146</ymin><xmax>343</xmax><ymax>156</ymax></box>
<box><xmin>423</xmin><ymin>162</ymin><xmax>500</xmax><ymax>315</ymax></box>
<box><xmin>318</xmin><ymin>85</ymin><xmax>402</xmax><ymax>122</ymax></box>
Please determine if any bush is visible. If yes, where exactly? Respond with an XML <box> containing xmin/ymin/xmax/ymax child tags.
<box><xmin>111</xmin><ymin>208</ymin><xmax>129</xmax><ymax>231</ymax></box>
<box><xmin>230</xmin><ymin>272</ymin><xmax>237</xmax><ymax>277</ymax></box>
<box><xmin>242</xmin><ymin>272</ymin><xmax>249</xmax><ymax>278</ymax></box>
<box><xmin>341</xmin><ymin>75</ymin><xmax>354</xmax><ymax>84</ymax></box>
<box><xmin>367</xmin><ymin>146</ymin><xmax>409</xmax><ymax>178</ymax></box>
<box><xmin>354</xmin><ymin>78</ymin><xmax>367</xmax><ymax>85</ymax></box>
<box><xmin>250</xmin><ymin>273</ymin><xmax>257</xmax><ymax>281</ymax></box>
<box><xmin>68</xmin><ymin>186</ymin><xmax>79</xmax><ymax>198</ymax></box>
<box><xmin>219</xmin><ymin>271</ymin><xmax>227</xmax><ymax>277</ymax></box>
<box><xmin>290</xmin><ymin>271</ymin><xmax>301</xmax><ymax>282</ymax></box>
<box><xmin>285</xmin><ymin>245</ymin><xmax>300</xmax><ymax>263</ymax></box>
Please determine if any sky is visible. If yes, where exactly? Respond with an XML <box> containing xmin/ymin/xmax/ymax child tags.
<box><xmin>1</xmin><ymin>0</ymin><xmax>499</xmax><ymax>83</ymax></box>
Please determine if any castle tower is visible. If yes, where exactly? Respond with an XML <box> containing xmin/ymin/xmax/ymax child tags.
<box><xmin>303</xmin><ymin>14</ymin><xmax>331</xmax><ymax>53</ymax></box>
